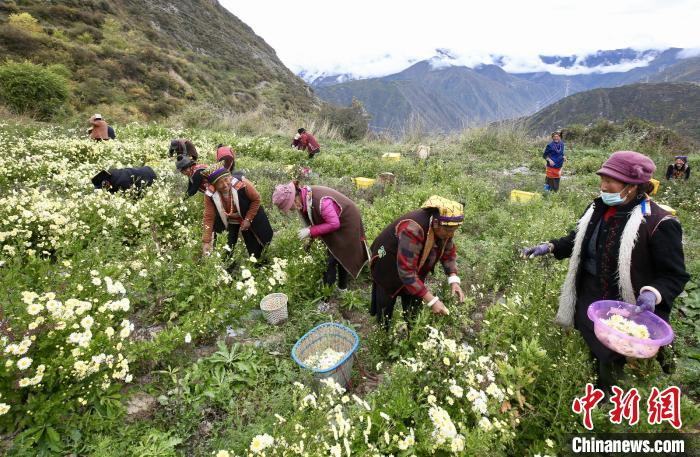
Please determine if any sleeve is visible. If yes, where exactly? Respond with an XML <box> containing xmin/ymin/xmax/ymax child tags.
<box><xmin>242</xmin><ymin>179</ymin><xmax>261</xmax><ymax>221</ymax></box>
<box><xmin>645</xmin><ymin>218</ymin><xmax>691</xmax><ymax>305</ymax></box>
<box><xmin>550</xmin><ymin>230</ymin><xmax>576</xmax><ymax>259</ymax></box>
<box><xmin>543</xmin><ymin>144</ymin><xmax>551</xmax><ymax>159</ymax></box>
<box><xmin>309</xmin><ymin>198</ymin><xmax>341</xmax><ymax>237</ymax></box>
<box><xmin>202</xmin><ymin>196</ymin><xmax>216</xmax><ymax>243</ymax></box>
<box><xmin>666</xmin><ymin>165</ymin><xmax>673</xmax><ymax>180</ymax></box>
<box><xmin>686</xmin><ymin>167</ymin><xmax>690</xmax><ymax>180</ymax></box>
<box><xmin>440</xmin><ymin>237</ymin><xmax>458</xmax><ymax>275</ymax></box>
<box><xmin>396</xmin><ymin>220</ymin><xmax>429</xmax><ymax>298</ymax></box>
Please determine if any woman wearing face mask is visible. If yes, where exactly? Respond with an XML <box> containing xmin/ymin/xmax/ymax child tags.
<box><xmin>521</xmin><ymin>151</ymin><xmax>689</xmax><ymax>394</ymax></box>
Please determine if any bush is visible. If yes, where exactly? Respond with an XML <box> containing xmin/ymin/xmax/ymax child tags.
<box><xmin>0</xmin><ymin>61</ymin><xmax>70</xmax><ymax>119</ymax></box>
<box><xmin>8</xmin><ymin>12</ymin><xmax>43</xmax><ymax>34</ymax></box>
<box><xmin>320</xmin><ymin>98</ymin><xmax>370</xmax><ymax>141</ymax></box>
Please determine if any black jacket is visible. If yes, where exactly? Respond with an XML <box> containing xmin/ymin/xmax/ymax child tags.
<box><xmin>107</xmin><ymin>167</ymin><xmax>156</xmax><ymax>194</ymax></box>
<box><xmin>551</xmin><ymin>198</ymin><xmax>689</xmax><ymax>319</ymax></box>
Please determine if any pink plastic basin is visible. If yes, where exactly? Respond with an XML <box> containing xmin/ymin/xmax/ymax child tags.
<box><xmin>587</xmin><ymin>300</ymin><xmax>674</xmax><ymax>359</ymax></box>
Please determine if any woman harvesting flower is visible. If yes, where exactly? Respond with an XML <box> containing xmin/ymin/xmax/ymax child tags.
<box><xmin>522</xmin><ymin>150</ymin><xmax>689</xmax><ymax>393</ymax></box>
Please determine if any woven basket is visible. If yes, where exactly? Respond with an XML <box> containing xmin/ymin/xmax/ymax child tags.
<box><xmin>292</xmin><ymin>323</ymin><xmax>360</xmax><ymax>388</ymax></box>
<box><xmin>259</xmin><ymin>293</ymin><xmax>288</xmax><ymax>325</ymax></box>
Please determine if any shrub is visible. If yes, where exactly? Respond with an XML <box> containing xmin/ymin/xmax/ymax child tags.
<box><xmin>7</xmin><ymin>12</ymin><xmax>43</xmax><ymax>34</ymax></box>
<box><xmin>320</xmin><ymin>98</ymin><xmax>370</xmax><ymax>141</ymax></box>
<box><xmin>0</xmin><ymin>61</ymin><xmax>70</xmax><ymax>119</ymax></box>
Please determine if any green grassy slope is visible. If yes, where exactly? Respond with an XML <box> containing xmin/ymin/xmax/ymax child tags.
<box><xmin>524</xmin><ymin>82</ymin><xmax>700</xmax><ymax>141</ymax></box>
<box><xmin>0</xmin><ymin>0</ymin><xmax>316</xmax><ymax>120</ymax></box>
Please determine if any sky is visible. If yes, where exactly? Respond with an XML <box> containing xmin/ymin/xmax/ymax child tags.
<box><xmin>221</xmin><ymin>0</ymin><xmax>700</xmax><ymax>78</ymax></box>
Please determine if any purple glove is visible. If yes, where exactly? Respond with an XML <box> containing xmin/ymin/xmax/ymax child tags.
<box><xmin>634</xmin><ymin>290</ymin><xmax>657</xmax><ymax>313</ymax></box>
<box><xmin>521</xmin><ymin>243</ymin><xmax>551</xmax><ymax>259</ymax></box>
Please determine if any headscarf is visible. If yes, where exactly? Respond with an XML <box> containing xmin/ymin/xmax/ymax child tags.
<box><xmin>421</xmin><ymin>196</ymin><xmax>464</xmax><ymax>226</ymax></box>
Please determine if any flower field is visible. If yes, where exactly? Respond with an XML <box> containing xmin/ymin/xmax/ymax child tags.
<box><xmin>0</xmin><ymin>122</ymin><xmax>698</xmax><ymax>456</ymax></box>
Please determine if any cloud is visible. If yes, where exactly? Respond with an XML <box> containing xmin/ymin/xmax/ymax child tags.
<box><xmin>677</xmin><ymin>48</ymin><xmax>700</xmax><ymax>58</ymax></box>
<box><xmin>222</xmin><ymin>0</ymin><xmax>700</xmax><ymax>78</ymax></box>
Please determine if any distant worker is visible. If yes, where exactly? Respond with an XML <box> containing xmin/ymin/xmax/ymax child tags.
<box><xmin>215</xmin><ymin>144</ymin><xmax>236</xmax><ymax>172</ymax></box>
<box><xmin>88</xmin><ymin>114</ymin><xmax>116</xmax><ymax>141</ymax></box>
<box><xmin>175</xmin><ymin>154</ymin><xmax>209</xmax><ymax>197</ymax></box>
<box><xmin>665</xmin><ymin>155</ymin><xmax>690</xmax><ymax>180</ymax></box>
<box><xmin>369</xmin><ymin>196</ymin><xmax>466</xmax><ymax>328</ymax></box>
<box><xmin>91</xmin><ymin>166</ymin><xmax>156</xmax><ymax>194</ymax></box>
<box><xmin>272</xmin><ymin>181</ymin><xmax>370</xmax><ymax>292</ymax></box>
<box><xmin>200</xmin><ymin>165</ymin><xmax>273</xmax><ymax>260</ymax></box>
<box><xmin>543</xmin><ymin>131</ymin><xmax>565</xmax><ymax>192</ymax></box>
<box><xmin>168</xmin><ymin>139</ymin><xmax>198</xmax><ymax>161</ymax></box>
<box><xmin>292</xmin><ymin>128</ymin><xmax>321</xmax><ymax>159</ymax></box>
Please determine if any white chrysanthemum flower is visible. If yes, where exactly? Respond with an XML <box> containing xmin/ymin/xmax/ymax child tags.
<box><xmin>0</xmin><ymin>403</ymin><xmax>10</xmax><ymax>415</ymax></box>
<box><xmin>17</xmin><ymin>357</ymin><xmax>32</xmax><ymax>370</ymax></box>
<box><xmin>249</xmin><ymin>433</ymin><xmax>274</xmax><ymax>454</ymax></box>
<box><xmin>27</xmin><ymin>303</ymin><xmax>43</xmax><ymax>315</ymax></box>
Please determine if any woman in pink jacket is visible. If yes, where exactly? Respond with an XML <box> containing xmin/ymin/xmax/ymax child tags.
<box><xmin>272</xmin><ymin>181</ymin><xmax>369</xmax><ymax>290</ymax></box>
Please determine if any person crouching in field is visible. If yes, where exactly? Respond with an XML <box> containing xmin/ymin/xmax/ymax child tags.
<box><xmin>292</xmin><ymin>128</ymin><xmax>321</xmax><ymax>159</ymax></box>
<box><xmin>522</xmin><ymin>150</ymin><xmax>690</xmax><ymax>394</ymax></box>
<box><xmin>175</xmin><ymin>154</ymin><xmax>209</xmax><ymax>197</ymax></box>
<box><xmin>87</xmin><ymin>114</ymin><xmax>115</xmax><ymax>141</ymax></box>
<box><xmin>369</xmin><ymin>196</ymin><xmax>466</xmax><ymax>328</ymax></box>
<box><xmin>543</xmin><ymin>131</ymin><xmax>565</xmax><ymax>192</ymax></box>
<box><xmin>168</xmin><ymin>139</ymin><xmax>198</xmax><ymax>161</ymax></box>
<box><xmin>91</xmin><ymin>166</ymin><xmax>155</xmax><ymax>195</ymax></box>
<box><xmin>200</xmin><ymin>165</ymin><xmax>273</xmax><ymax>261</ymax></box>
<box><xmin>272</xmin><ymin>181</ymin><xmax>370</xmax><ymax>291</ymax></box>
<box><xmin>665</xmin><ymin>155</ymin><xmax>690</xmax><ymax>180</ymax></box>
<box><xmin>215</xmin><ymin>144</ymin><xmax>236</xmax><ymax>172</ymax></box>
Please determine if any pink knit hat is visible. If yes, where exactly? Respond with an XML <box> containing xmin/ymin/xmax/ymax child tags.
<box><xmin>272</xmin><ymin>182</ymin><xmax>296</xmax><ymax>212</ymax></box>
<box><xmin>597</xmin><ymin>151</ymin><xmax>656</xmax><ymax>184</ymax></box>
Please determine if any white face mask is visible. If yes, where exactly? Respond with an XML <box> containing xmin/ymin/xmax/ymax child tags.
<box><xmin>600</xmin><ymin>185</ymin><xmax>630</xmax><ymax>206</ymax></box>
<box><xmin>600</xmin><ymin>191</ymin><xmax>626</xmax><ymax>206</ymax></box>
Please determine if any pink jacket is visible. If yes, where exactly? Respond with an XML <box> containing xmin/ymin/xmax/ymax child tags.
<box><xmin>300</xmin><ymin>188</ymin><xmax>341</xmax><ymax>237</ymax></box>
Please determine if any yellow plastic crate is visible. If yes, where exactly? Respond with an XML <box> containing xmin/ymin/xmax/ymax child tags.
<box><xmin>650</xmin><ymin>178</ymin><xmax>660</xmax><ymax>196</ymax></box>
<box><xmin>510</xmin><ymin>190</ymin><xmax>541</xmax><ymax>203</ymax></box>
<box><xmin>658</xmin><ymin>204</ymin><xmax>677</xmax><ymax>216</ymax></box>
<box><xmin>353</xmin><ymin>177</ymin><xmax>376</xmax><ymax>189</ymax></box>
<box><xmin>382</xmin><ymin>152</ymin><xmax>401</xmax><ymax>161</ymax></box>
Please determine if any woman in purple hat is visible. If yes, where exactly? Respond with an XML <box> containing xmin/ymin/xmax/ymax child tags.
<box><xmin>522</xmin><ymin>151</ymin><xmax>689</xmax><ymax>393</ymax></box>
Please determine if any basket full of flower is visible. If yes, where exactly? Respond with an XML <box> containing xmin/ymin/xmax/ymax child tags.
<box><xmin>291</xmin><ymin>322</ymin><xmax>359</xmax><ymax>388</ymax></box>
<box><xmin>587</xmin><ymin>300</ymin><xmax>674</xmax><ymax>358</ymax></box>
<box><xmin>259</xmin><ymin>293</ymin><xmax>288</xmax><ymax>325</ymax></box>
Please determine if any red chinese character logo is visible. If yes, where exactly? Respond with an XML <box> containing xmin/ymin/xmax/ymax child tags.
<box><xmin>647</xmin><ymin>386</ymin><xmax>682</xmax><ymax>429</ymax></box>
<box><xmin>572</xmin><ymin>383</ymin><xmax>605</xmax><ymax>430</ymax></box>
<box><xmin>609</xmin><ymin>386</ymin><xmax>640</xmax><ymax>426</ymax></box>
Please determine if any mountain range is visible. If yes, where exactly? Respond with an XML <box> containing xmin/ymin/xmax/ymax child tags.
<box><xmin>306</xmin><ymin>48</ymin><xmax>700</xmax><ymax>133</ymax></box>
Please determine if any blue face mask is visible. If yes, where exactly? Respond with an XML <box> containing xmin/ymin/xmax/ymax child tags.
<box><xmin>600</xmin><ymin>191</ymin><xmax>626</xmax><ymax>206</ymax></box>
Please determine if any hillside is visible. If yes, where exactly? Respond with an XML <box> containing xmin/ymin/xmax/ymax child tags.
<box><xmin>523</xmin><ymin>82</ymin><xmax>700</xmax><ymax>140</ymax></box>
<box><xmin>649</xmin><ymin>56</ymin><xmax>700</xmax><ymax>83</ymax></box>
<box><xmin>0</xmin><ymin>0</ymin><xmax>316</xmax><ymax>119</ymax></box>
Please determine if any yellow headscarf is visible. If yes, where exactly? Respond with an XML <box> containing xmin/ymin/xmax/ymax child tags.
<box><xmin>421</xmin><ymin>195</ymin><xmax>464</xmax><ymax>226</ymax></box>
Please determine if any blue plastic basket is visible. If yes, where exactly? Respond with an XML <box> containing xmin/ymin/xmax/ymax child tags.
<box><xmin>291</xmin><ymin>323</ymin><xmax>360</xmax><ymax>388</ymax></box>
